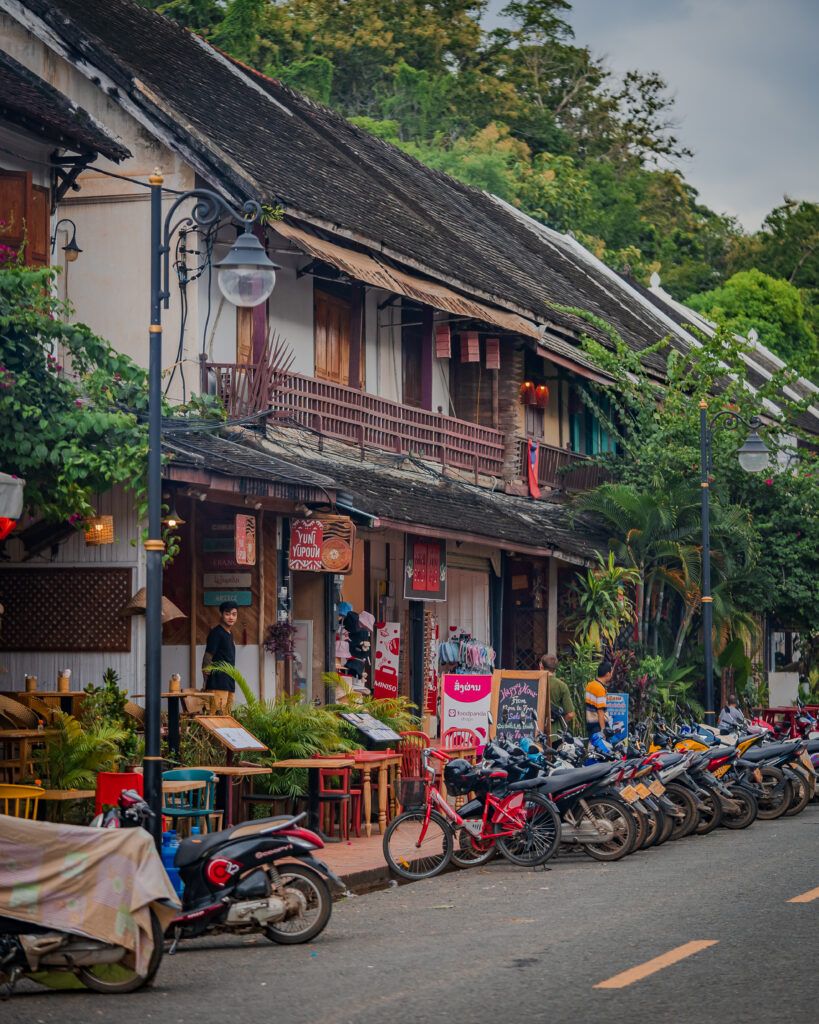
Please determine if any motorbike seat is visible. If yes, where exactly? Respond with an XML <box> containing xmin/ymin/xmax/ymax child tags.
<box><xmin>805</xmin><ymin>739</ymin><xmax>819</xmax><ymax>754</ymax></box>
<box><xmin>707</xmin><ymin>744</ymin><xmax>737</xmax><ymax>759</ymax></box>
<box><xmin>655</xmin><ymin>752</ymin><xmax>685</xmax><ymax>767</ymax></box>
<box><xmin>536</xmin><ymin>763</ymin><xmax>612</xmax><ymax>794</ymax></box>
<box><xmin>507</xmin><ymin>776</ymin><xmax>546</xmax><ymax>792</ymax></box>
<box><xmin>739</xmin><ymin>740</ymin><xmax>800</xmax><ymax>763</ymax></box>
<box><xmin>175</xmin><ymin>815</ymin><xmax>297</xmax><ymax>868</ymax></box>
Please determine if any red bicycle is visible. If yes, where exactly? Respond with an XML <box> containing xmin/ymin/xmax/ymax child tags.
<box><xmin>383</xmin><ymin>748</ymin><xmax>560</xmax><ymax>880</ymax></box>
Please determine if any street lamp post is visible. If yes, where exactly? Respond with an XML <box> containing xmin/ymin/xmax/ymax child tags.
<box><xmin>698</xmin><ymin>399</ymin><xmax>770</xmax><ymax>723</ymax></box>
<box><xmin>144</xmin><ymin>172</ymin><xmax>278</xmax><ymax>845</ymax></box>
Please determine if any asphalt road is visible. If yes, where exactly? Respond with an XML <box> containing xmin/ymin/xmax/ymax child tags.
<box><xmin>6</xmin><ymin>803</ymin><xmax>818</xmax><ymax>1024</ymax></box>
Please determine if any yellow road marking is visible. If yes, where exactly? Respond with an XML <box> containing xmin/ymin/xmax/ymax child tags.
<box><xmin>594</xmin><ymin>941</ymin><xmax>718</xmax><ymax>989</ymax></box>
<box><xmin>787</xmin><ymin>886</ymin><xmax>819</xmax><ymax>904</ymax></box>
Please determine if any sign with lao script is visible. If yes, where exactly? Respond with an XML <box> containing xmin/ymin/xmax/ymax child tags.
<box><xmin>441</xmin><ymin>674</ymin><xmax>493</xmax><ymax>744</ymax></box>
<box><xmin>289</xmin><ymin>519</ymin><xmax>324</xmax><ymax>571</ymax></box>
<box><xmin>490</xmin><ymin>671</ymin><xmax>549</xmax><ymax>744</ymax></box>
<box><xmin>403</xmin><ymin>535</ymin><xmax>447</xmax><ymax>601</ymax></box>
<box><xmin>235</xmin><ymin>514</ymin><xmax>257</xmax><ymax>566</ymax></box>
<box><xmin>607</xmin><ymin>692</ymin><xmax>629</xmax><ymax>743</ymax></box>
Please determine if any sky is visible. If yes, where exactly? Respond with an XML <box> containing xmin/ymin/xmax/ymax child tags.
<box><xmin>487</xmin><ymin>0</ymin><xmax>819</xmax><ymax>231</ymax></box>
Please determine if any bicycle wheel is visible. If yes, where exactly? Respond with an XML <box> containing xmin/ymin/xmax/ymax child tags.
<box><xmin>494</xmin><ymin>793</ymin><xmax>560</xmax><ymax>867</ymax></box>
<box><xmin>383</xmin><ymin>809</ymin><xmax>453</xmax><ymax>881</ymax></box>
<box><xmin>451</xmin><ymin>826</ymin><xmax>497</xmax><ymax>869</ymax></box>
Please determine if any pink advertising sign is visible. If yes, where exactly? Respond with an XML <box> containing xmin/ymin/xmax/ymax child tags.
<box><xmin>373</xmin><ymin>622</ymin><xmax>401</xmax><ymax>699</ymax></box>
<box><xmin>441</xmin><ymin>673</ymin><xmax>493</xmax><ymax>743</ymax></box>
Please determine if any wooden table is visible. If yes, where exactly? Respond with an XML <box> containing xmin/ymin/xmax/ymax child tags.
<box><xmin>0</xmin><ymin>728</ymin><xmax>56</xmax><ymax>781</ymax></box>
<box><xmin>352</xmin><ymin>751</ymin><xmax>402</xmax><ymax>837</ymax></box>
<box><xmin>162</xmin><ymin>778</ymin><xmax>207</xmax><ymax>796</ymax></box>
<box><xmin>40</xmin><ymin>788</ymin><xmax>95</xmax><ymax>802</ymax></box>
<box><xmin>190</xmin><ymin>764</ymin><xmax>271</xmax><ymax>827</ymax></box>
<box><xmin>269</xmin><ymin>757</ymin><xmax>355</xmax><ymax>840</ymax></box>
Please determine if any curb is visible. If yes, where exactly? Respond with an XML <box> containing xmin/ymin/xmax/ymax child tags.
<box><xmin>337</xmin><ymin>864</ymin><xmax>393</xmax><ymax>896</ymax></box>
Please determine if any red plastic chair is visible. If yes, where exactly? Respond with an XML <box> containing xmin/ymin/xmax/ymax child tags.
<box><xmin>442</xmin><ymin>727</ymin><xmax>481</xmax><ymax>748</ymax></box>
<box><xmin>318</xmin><ymin>767</ymin><xmax>359</xmax><ymax>841</ymax></box>
<box><xmin>94</xmin><ymin>771</ymin><xmax>143</xmax><ymax>815</ymax></box>
<box><xmin>398</xmin><ymin>730</ymin><xmax>431</xmax><ymax>779</ymax></box>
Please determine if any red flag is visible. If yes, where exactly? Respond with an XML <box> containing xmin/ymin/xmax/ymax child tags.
<box><xmin>527</xmin><ymin>439</ymin><xmax>541</xmax><ymax>498</ymax></box>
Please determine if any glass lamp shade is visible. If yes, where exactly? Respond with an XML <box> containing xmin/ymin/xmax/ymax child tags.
<box><xmin>737</xmin><ymin>429</ymin><xmax>770</xmax><ymax>473</ymax></box>
<box><xmin>215</xmin><ymin>230</ymin><xmax>279</xmax><ymax>307</ymax></box>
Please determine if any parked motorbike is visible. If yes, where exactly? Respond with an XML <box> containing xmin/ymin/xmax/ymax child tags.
<box><xmin>96</xmin><ymin>791</ymin><xmax>343</xmax><ymax>948</ymax></box>
<box><xmin>0</xmin><ymin>814</ymin><xmax>172</xmax><ymax>997</ymax></box>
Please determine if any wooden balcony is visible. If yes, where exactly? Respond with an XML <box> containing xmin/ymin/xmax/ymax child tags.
<box><xmin>201</xmin><ymin>360</ymin><xmax>505</xmax><ymax>478</ymax></box>
<box><xmin>519</xmin><ymin>438</ymin><xmax>608</xmax><ymax>492</ymax></box>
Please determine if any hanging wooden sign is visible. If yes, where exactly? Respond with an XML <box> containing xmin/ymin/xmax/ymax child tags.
<box><xmin>403</xmin><ymin>535</ymin><xmax>447</xmax><ymax>601</ymax></box>
<box><xmin>318</xmin><ymin>515</ymin><xmax>355</xmax><ymax>574</ymax></box>
<box><xmin>289</xmin><ymin>518</ymin><xmax>324</xmax><ymax>571</ymax></box>
<box><xmin>235</xmin><ymin>514</ymin><xmax>257</xmax><ymax>566</ymax></box>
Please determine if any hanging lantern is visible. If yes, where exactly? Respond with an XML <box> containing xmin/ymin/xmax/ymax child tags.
<box><xmin>84</xmin><ymin>515</ymin><xmax>114</xmax><ymax>546</ymax></box>
<box><xmin>0</xmin><ymin>473</ymin><xmax>24</xmax><ymax>542</ymax></box>
<box><xmin>0</xmin><ymin>517</ymin><xmax>16</xmax><ymax>542</ymax></box>
<box><xmin>519</xmin><ymin>381</ymin><xmax>536</xmax><ymax>405</ymax></box>
<box><xmin>435</xmin><ymin>322</ymin><xmax>452</xmax><ymax>359</ymax></box>
<box><xmin>460</xmin><ymin>331</ymin><xmax>480</xmax><ymax>363</ymax></box>
<box><xmin>535</xmin><ymin>384</ymin><xmax>550</xmax><ymax>408</ymax></box>
<box><xmin>485</xmin><ymin>337</ymin><xmax>500</xmax><ymax>370</ymax></box>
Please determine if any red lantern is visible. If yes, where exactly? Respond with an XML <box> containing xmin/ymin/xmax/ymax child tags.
<box><xmin>0</xmin><ymin>517</ymin><xmax>16</xmax><ymax>541</ymax></box>
<box><xmin>519</xmin><ymin>381</ymin><xmax>535</xmax><ymax>405</ymax></box>
<box><xmin>535</xmin><ymin>384</ymin><xmax>550</xmax><ymax>408</ymax></box>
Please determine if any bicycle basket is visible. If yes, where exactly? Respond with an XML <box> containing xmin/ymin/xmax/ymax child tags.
<box><xmin>396</xmin><ymin>777</ymin><xmax>427</xmax><ymax>809</ymax></box>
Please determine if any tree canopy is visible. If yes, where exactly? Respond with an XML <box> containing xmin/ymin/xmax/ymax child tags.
<box><xmin>142</xmin><ymin>0</ymin><xmax>816</xmax><ymax>379</ymax></box>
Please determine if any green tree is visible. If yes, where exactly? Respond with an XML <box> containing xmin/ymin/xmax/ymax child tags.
<box><xmin>687</xmin><ymin>269</ymin><xmax>818</xmax><ymax>378</ymax></box>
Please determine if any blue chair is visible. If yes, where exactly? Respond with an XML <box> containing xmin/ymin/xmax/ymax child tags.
<box><xmin>161</xmin><ymin>768</ymin><xmax>219</xmax><ymax>833</ymax></box>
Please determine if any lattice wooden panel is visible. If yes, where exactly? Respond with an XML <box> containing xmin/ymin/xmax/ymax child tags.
<box><xmin>0</xmin><ymin>568</ymin><xmax>133</xmax><ymax>652</ymax></box>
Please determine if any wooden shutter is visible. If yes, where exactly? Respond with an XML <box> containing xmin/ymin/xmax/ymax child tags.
<box><xmin>314</xmin><ymin>288</ymin><xmax>352</xmax><ymax>385</ymax></box>
<box><xmin>0</xmin><ymin>171</ymin><xmax>51</xmax><ymax>266</ymax></box>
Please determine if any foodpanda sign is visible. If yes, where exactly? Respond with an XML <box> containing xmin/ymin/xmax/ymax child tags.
<box><xmin>441</xmin><ymin>674</ymin><xmax>493</xmax><ymax>744</ymax></box>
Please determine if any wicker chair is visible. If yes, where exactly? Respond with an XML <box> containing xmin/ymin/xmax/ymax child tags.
<box><xmin>0</xmin><ymin>696</ymin><xmax>38</xmax><ymax>729</ymax></box>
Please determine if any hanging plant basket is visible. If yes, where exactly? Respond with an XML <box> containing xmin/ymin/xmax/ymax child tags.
<box><xmin>264</xmin><ymin>619</ymin><xmax>297</xmax><ymax>658</ymax></box>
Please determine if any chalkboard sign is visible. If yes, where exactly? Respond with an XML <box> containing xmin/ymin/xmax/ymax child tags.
<box><xmin>340</xmin><ymin>712</ymin><xmax>402</xmax><ymax>751</ymax></box>
<box><xmin>490</xmin><ymin>671</ymin><xmax>550</xmax><ymax>744</ymax></box>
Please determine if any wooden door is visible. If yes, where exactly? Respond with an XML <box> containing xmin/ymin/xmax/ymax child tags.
<box><xmin>0</xmin><ymin>171</ymin><xmax>50</xmax><ymax>266</ymax></box>
<box><xmin>314</xmin><ymin>288</ymin><xmax>352</xmax><ymax>385</ymax></box>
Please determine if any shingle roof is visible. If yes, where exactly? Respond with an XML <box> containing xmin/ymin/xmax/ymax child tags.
<box><xmin>259</xmin><ymin>430</ymin><xmax>606</xmax><ymax>561</ymax></box>
<box><xmin>22</xmin><ymin>0</ymin><xmax>678</xmax><ymax>371</ymax></box>
<box><xmin>0</xmin><ymin>48</ymin><xmax>129</xmax><ymax>160</ymax></box>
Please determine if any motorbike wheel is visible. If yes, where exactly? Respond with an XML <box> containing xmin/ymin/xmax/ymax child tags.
<box><xmin>695</xmin><ymin>792</ymin><xmax>723</xmax><ymax>835</ymax></box>
<box><xmin>642</xmin><ymin>809</ymin><xmax>663</xmax><ymax>848</ymax></box>
<box><xmin>77</xmin><ymin>910</ymin><xmax>163</xmax><ymax>994</ymax></box>
<box><xmin>756</xmin><ymin>767</ymin><xmax>793</xmax><ymax>820</ymax></box>
<box><xmin>784</xmin><ymin>769</ymin><xmax>812</xmax><ymax>817</ymax></box>
<box><xmin>627</xmin><ymin>807</ymin><xmax>648</xmax><ymax>851</ymax></box>
<box><xmin>579</xmin><ymin>797</ymin><xmax>637</xmax><ymax>862</ymax></box>
<box><xmin>665</xmin><ymin>784</ymin><xmax>699</xmax><ymax>839</ymax></box>
<box><xmin>721</xmin><ymin>786</ymin><xmax>758</xmax><ymax>830</ymax></box>
<box><xmin>654</xmin><ymin>809</ymin><xmax>675</xmax><ymax>846</ymax></box>
<box><xmin>264</xmin><ymin>864</ymin><xmax>332</xmax><ymax>944</ymax></box>
<box><xmin>383</xmin><ymin>809</ymin><xmax>453</xmax><ymax>880</ymax></box>
<box><xmin>495</xmin><ymin>793</ymin><xmax>561</xmax><ymax>867</ymax></box>
<box><xmin>451</xmin><ymin>827</ymin><xmax>497</xmax><ymax>869</ymax></box>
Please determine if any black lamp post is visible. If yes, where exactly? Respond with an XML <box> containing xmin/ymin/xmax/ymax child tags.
<box><xmin>144</xmin><ymin>171</ymin><xmax>278</xmax><ymax>844</ymax></box>
<box><xmin>698</xmin><ymin>400</ymin><xmax>771</xmax><ymax>722</ymax></box>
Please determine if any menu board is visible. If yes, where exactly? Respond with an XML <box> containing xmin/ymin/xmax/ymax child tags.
<box><xmin>490</xmin><ymin>671</ymin><xmax>549</xmax><ymax>744</ymax></box>
<box><xmin>197</xmin><ymin>716</ymin><xmax>268</xmax><ymax>752</ymax></box>
<box><xmin>340</xmin><ymin>712</ymin><xmax>401</xmax><ymax>750</ymax></box>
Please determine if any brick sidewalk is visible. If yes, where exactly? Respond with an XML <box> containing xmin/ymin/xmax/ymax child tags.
<box><xmin>319</xmin><ymin>832</ymin><xmax>391</xmax><ymax>892</ymax></box>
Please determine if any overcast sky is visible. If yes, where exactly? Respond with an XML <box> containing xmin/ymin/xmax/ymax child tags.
<box><xmin>487</xmin><ymin>0</ymin><xmax>818</xmax><ymax>231</ymax></box>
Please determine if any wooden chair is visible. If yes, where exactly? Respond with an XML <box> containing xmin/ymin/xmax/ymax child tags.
<box><xmin>398</xmin><ymin>730</ymin><xmax>431</xmax><ymax>779</ymax></box>
<box><xmin>0</xmin><ymin>696</ymin><xmax>38</xmax><ymax>729</ymax></box>
<box><xmin>318</xmin><ymin>766</ymin><xmax>355</xmax><ymax>841</ymax></box>
<box><xmin>162</xmin><ymin>768</ymin><xmax>219</xmax><ymax>834</ymax></box>
<box><xmin>0</xmin><ymin>783</ymin><xmax>44</xmax><ymax>819</ymax></box>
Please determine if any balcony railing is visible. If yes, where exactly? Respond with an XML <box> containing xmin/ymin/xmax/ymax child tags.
<box><xmin>201</xmin><ymin>360</ymin><xmax>505</xmax><ymax>478</ymax></box>
<box><xmin>519</xmin><ymin>438</ymin><xmax>608</xmax><ymax>492</ymax></box>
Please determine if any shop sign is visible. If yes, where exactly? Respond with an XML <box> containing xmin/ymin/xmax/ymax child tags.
<box><xmin>203</xmin><ymin>590</ymin><xmax>252</xmax><ymax>607</ymax></box>
<box><xmin>203</xmin><ymin>553</ymin><xmax>243</xmax><ymax>572</ymax></box>
<box><xmin>373</xmin><ymin>622</ymin><xmax>400</xmax><ymax>699</ymax></box>
<box><xmin>235</xmin><ymin>514</ymin><xmax>257</xmax><ymax>566</ymax></box>
<box><xmin>403</xmin><ymin>535</ymin><xmax>447</xmax><ymax>601</ymax></box>
<box><xmin>203</xmin><ymin>538</ymin><xmax>234</xmax><ymax>553</ymax></box>
<box><xmin>607</xmin><ymin>692</ymin><xmax>629</xmax><ymax>743</ymax></box>
<box><xmin>441</xmin><ymin>674</ymin><xmax>493</xmax><ymax>743</ymax></box>
<box><xmin>203</xmin><ymin>573</ymin><xmax>252</xmax><ymax>589</ymax></box>
<box><xmin>289</xmin><ymin>519</ymin><xmax>324</xmax><ymax>571</ymax></box>
<box><xmin>490</xmin><ymin>671</ymin><xmax>548</xmax><ymax>743</ymax></box>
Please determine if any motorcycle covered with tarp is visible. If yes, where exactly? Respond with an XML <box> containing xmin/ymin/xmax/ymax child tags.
<box><xmin>0</xmin><ymin>816</ymin><xmax>178</xmax><ymax>996</ymax></box>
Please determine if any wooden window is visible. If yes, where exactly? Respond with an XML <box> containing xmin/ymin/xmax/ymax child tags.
<box><xmin>0</xmin><ymin>170</ymin><xmax>50</xmax><ymax>266</ymax></box>
<box><xmin>525</xmin><ymin>404</ymin><xmax>544</xmax><ymax>439</ymax></box>
<box><xmin>313</xmin><ymin>286</ymin><xmax>364</xmax><ymax>385</ymax></box>
<box><xmin>401</xmin><ymin>300</ymin><xmax>426</xmax><ymax>408</ymax></box>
